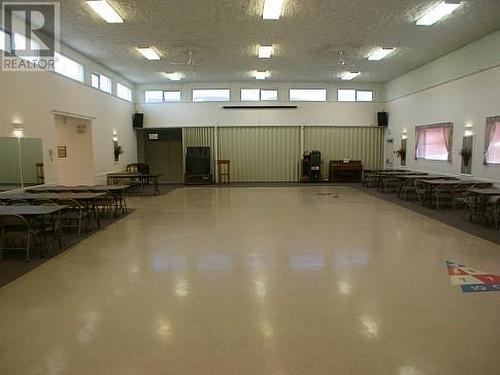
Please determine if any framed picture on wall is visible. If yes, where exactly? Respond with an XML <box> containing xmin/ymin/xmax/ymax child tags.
<box><xmin>57</xmin><ymin>146</ymin><xmax>67</xmax><ymax>158</ymax></box>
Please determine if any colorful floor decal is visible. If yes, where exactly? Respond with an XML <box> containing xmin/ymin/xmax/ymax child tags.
<box><xmin>446</xmin><ymin>261</ymin><xmax>500</xmax><ymax>293</ymax></box>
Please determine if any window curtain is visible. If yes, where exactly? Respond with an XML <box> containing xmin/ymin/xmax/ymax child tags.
<box><xmin>484</xmin><ymin>116</ymin><xmax>500</xmax><ymax>164</ymax></box>
<box><xmin>441</xmin><ymin>124</ymin><xmax>453</xmax><ymax>163</ymax></box>
<box><xmin>415</xmin><ymin>123</ymin><xmax>452</xmax><ymax>161</ymax></box>
<box><xmin>415</xmin><ymin>127</ymin><xmax>423</xmax><ymax>160</ymax></box>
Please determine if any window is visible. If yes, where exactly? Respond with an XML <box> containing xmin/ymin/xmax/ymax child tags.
<box><xmin>99</xmin><ymin>74</ymin><xmax>112</xmax><ymax>93</ymax></box>
<box><xmin>261</xmin><ymin>89</ymin><xmax>278</xmax><ymax>101</ymax></box>
<box><xmin>337</xmin><ymin>89</ymin><xmax>356</xmax><ymax>102</ymax></box>
<box><xmin>356</xmin><ymin>90</ymin><xmax>373</xmax><ymax>102</ymax></box>
<box><xmin>117</xmin><ymin>83</ymin><xmax>132</xmax><ymax>101</ymax></box>
<box><xmin>0</xmin><ymin>30</ymin><xmax>12</xmax><ymax>53</ymax></box>
<box><xmin>164</xmin><ymin>91</ymin><xmax>181</xmax><ymax>102</ymax></box>
<box><xmin>415</xmin><ymin>124</ymin><xmax>453</xmax><ymax>162</ymax></box>
<box><xmin>485</xmin><ymin>118</ymin><xmax>500</xmax><ymax>165</ymax></box>
<box><xmin>91</xmin><ymin>73</ymin><xmax>100</xmax><ymax>88</ymax></box>
<box><xmin>193</xmin><ymin>89</ymin><xmax>230</xmax><ymax>102</ymax></box>
<box><xmin>241</xmin><ymin>89</ymin><xmax>260</xmax><ymax>101</ymax></box>
<box><xmin>337</xmin><ymin>89</ymin><xmax>374</xmax><ymax>102</ymax></box>
<box><xmin>54</xmin><ymin>52</ymin><xmax>84</xmax><ymax>82</ymax></box>
<box><xmin>145</xmin><ymin>90</ymin><xmax>163</xmax><ymax>103</ymax></box>
<box><xmin>289</xmin><ymin>89</ymin><xmax>327</xmax><ymax>102</ymax></box>
<box><xmin>241</xmin><ymin>89</ymin><xmax>278</xmax><ymax>101</ymax></box>
<box><xmin>13</xmin><ymin>33</ymin><xmax>40</xmax><ymax>62</ymax></box>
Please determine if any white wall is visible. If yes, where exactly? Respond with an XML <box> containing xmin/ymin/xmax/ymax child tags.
<box><xmin>0</xmin><ymin>71</ymin><xmax>137</xmax><ymax>184</ymax></box>
<box><xmin>135</xmin><ymin>81</ymin><xmax>384</xmax><ymax>128</ymax></box>
<box><xmin>138</xmin><ymin>102</ymin><xmax>384</xmax><ymax>128</ymax></box>
<box><xmin>384</xmin><ymin>30</ymin><xmax>500</xmax><ymax>183</ymax></box>
<box><xmin>385</xmin><ymin>30</ymin><xmax>500</xmax><ymax>102</ymax></box>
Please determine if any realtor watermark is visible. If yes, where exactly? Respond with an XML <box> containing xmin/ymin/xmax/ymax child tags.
<box><xmin>1</xmin><ymin>1</ymin><xmax>60</xmax><ymax>71</ymax></box>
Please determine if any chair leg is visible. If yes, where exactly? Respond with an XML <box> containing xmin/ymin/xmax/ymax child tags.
<box><xmin>26</xmin><ymin>233</ymin><xmax>31</xmax><ymax>262</ymax></box>
<box><xmin>78</xmin><ymin>213</ymin><xmax>82</xmax><ymax>236</ymax></box>
<box><xmin>0</xmin><ymin>228</ymin><xmax>4</xmax><ymax>261</ymax></box>
<box><xmin>495</xmin><ymin>205</ymin><xmax>499</xmax><ymax>230</ymax></box>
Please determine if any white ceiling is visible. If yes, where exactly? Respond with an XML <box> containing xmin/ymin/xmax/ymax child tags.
<box><xmin>57</xmin><ymin>0</ymin><xmax>500</xmax><ymax>84</ymax></box>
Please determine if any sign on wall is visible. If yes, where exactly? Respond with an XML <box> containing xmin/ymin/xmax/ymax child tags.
<box><xmin>57</xmin><ymin>146</ymin><xmax>67</xmax><ymax>158</ymax></box>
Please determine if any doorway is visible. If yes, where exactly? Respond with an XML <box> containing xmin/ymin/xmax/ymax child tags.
<box><xmin>143</xmin><ymin>129</ymin><xmax>183</xmax><ymax>183</ymax></box>
<box><xmin>54</xmin><ymin>114</ymin><xmax>95</xmax><ymax>185</ymax></box>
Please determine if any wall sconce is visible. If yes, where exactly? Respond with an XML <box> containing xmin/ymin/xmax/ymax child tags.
<box><xmin>13</xmin><ymin>128</ymin><xmax>24</xmax><ymax>138</ymax></box>
<box><xmin>112</xmin><ymin>130</ymin><xmax>118</xmax><ymax>142</ymax></box>
<box><xmin>464</xmin><ymin>123</ymin><xmax>474</xmax><ymax>137</ymax></box>
<box><xmin>12</xmin><ymin>121</ymin><xmax>24</xmax><ymax>137</ymax></box>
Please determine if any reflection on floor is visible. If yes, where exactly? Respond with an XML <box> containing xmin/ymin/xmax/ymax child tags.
<box><xmin>0</xmin><ymin>186</ymin><xmax>499</xmax><ymax>374</ymax></box>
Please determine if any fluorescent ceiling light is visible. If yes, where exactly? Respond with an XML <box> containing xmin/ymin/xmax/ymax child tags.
<box><xmin>86</xmin><ymin>1</ymin><xmax>123</xmax><ymax>23</ymax></box>
<box><xmin>164</xmin><ymin>72</ymin><xmax>183</xmax><ymax>81</ymax></box>
<box><xmin>263</xmin><ymin>0</ymin><xmax>284</xmax><ymax>20</ymax></box>
<box><xmin>339</xmin><ymin>71</ymin><xmax>361</xmax><ymax>80</ymax></box>
<box><xmin>258</xmin><ymin>45</ymin><xmax>273</xmax><ymax>58</ymax></box>
<box><xmin>416</xmin><ymin>1</ymin><xmax>461</xmax><ymax>26</ymax></box>
<box><xmin>137</xmin><ymin>47</ymin><xmax>160</xmax><ymax>60</ymax></box>
<box><xmin>255</xmin><ymin>71</ymin><xmax>270</xmax><ymax>80</ymax></box>
<box><xmin>368</xmin><ymin>47</ymin><xmax>395</xmax><ymax>61</ymax></box>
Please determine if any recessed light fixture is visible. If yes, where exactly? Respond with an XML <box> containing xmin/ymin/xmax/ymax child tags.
<box><xmin>339</xmin><ymin>71</ymin><xmax>361</xmax><ymax>80</ymax></box>
<box><xmin>255</xmin><ymin>71</ymin><xmax>270</xmax><ymax>80</ymax></box>
<box><xmin>368</xmin><ymin>47</ymin><xmax>396</xmax><ymax>61</ymax></box>
<box><xmin>86</xmin><ymin>1</ymin><xmax>123</xmax><ymax>23</ymax></box>
<box><xmin>137</xmin><ymin>47</ymin><xmax>160</xmax><ymax>60</ymax></box>
<box><xmin>263</xmin><ymin>0</ymin><xmax>284</xmax><ymax>20</ymax></box>
<box><xmin>416</xmin><ymin>1</ymin><xmax>461</xmax><ymax>26</ymax></box>
<box><xmin>164</xmin><ymin>72</ymin><xmax>183</xmax><ymax>81</ymax></box>
<box><xmin>258</xmin><ymin>45</ymin><xmax>273</xmax><ymax>59</ymax></box>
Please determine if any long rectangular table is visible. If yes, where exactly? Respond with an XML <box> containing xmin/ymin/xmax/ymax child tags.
<box><xmin>0</xmin><ymin>205</ymin><xmax>67</xmax><ymax>216</ymax></box>
<box><xmin>465</xmin><ymin>188</ymin><xmax>500</xmax><ymax>229</ymax></box>
<box><xmin>419</xmin><ymin>180</ymin><xmax>492</xmax><ymax>209</ymax></box>
<box><xmin>0</xmin><ymin>205</ymin><xmax>68</xmax><ymax>259</ymax></box>
<box><xmin>362</xmin><ymin>170</ymin><xmax>422</xmax><ymax>188</ymax></box>
<box><xmin>376</xmin><ymin>171</ymin><xmax>428</xmax><ymax>192</ymax></box>
<box><xmin>27</xmin><ymin>185</ymin><xmax>130</xmax><ymax>193</ymax></box>
<box><xmin>26</xmin><ymin>185</ymin><xmax>129</xmax><ymax>215</ymax></box>
<box><xmin>0</xmin><ymin>192</ymin><xmax>105</xmax><ymax>201</ymax></box>
<box><xmin>107</xmin><ymin>173</ymin><xmax>161</xmax><ymax>195</ymax></box>
<box><xmin>0</xmin><ymin>192</ymin><xmax>106</xmax><ymax>227</ymax></box>
<box><xmin>395</xmin><ymin>175</ymin><xmax>457</xmax><ymax>199</ymax></box>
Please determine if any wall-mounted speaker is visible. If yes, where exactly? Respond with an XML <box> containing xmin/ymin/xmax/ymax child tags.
<box><xmin>377</xmin><ymin>112</ymin><xmax>388</xmax><ymax>127</ymax></box>
<box><xmin>133</xmin><ymin>113</ymin><xmax>144</xmax><ymax>129</ymax></box>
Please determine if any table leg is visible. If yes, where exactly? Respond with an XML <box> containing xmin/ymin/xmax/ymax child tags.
<box><xmin>154</xmin><ymin>177</ymin><xmax>160</xmax><ymax>195</ymax></box>
<box><xmin>95</xmin><ymin>198</ymin><xmax>100</xmax><ymax>228</ymax></box>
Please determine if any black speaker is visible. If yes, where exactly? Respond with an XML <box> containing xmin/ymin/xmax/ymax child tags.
<box><xmin>133</xmin><ymin>113</ymin><xmax>144</xmax><ymax>129</ymax></box>
<box><xmin>377</xmin><ymin>112</ymin><xmax>388</xmax><ymax>127</ymax></box>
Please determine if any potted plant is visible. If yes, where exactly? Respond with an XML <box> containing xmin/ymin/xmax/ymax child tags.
<box><xmin>114</xmin><ymin>144</ymin><xmax>124</xmax><ymax>162</ymax></box>
<box><xmin>395</xmin><ymin>148</ymin><xmax>406</xmax><ymax>162</ymax></box>
<box><xmin>459</xmin><ymin>147</ymin><xmax>472</xmax><ymax>166</ymax></box>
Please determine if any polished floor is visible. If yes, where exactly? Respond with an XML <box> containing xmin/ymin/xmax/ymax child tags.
<box><xmin>0</xmin><ymin>186</ymin><xmax>499</xmax><ymax>374</ymax></box>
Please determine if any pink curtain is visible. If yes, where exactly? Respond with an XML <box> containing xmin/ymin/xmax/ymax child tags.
<box><xmin>415</xmin><ymin>123</ymin><xmax>452</xmax><ymax>161</ymax></box>
<box><xmin>484</xmin><ymin>116</ymin><xmax>500</xmax><ymax>164</ymax></box>
<box><xmin>441</xmin><ymin>125</ymin><xmax>453</xmax><ymax>163</ymax></box>
<box><xmin>415</xmin><ymin>127</ymin><xmax>423</xmax><ymax>160</ymax></box>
